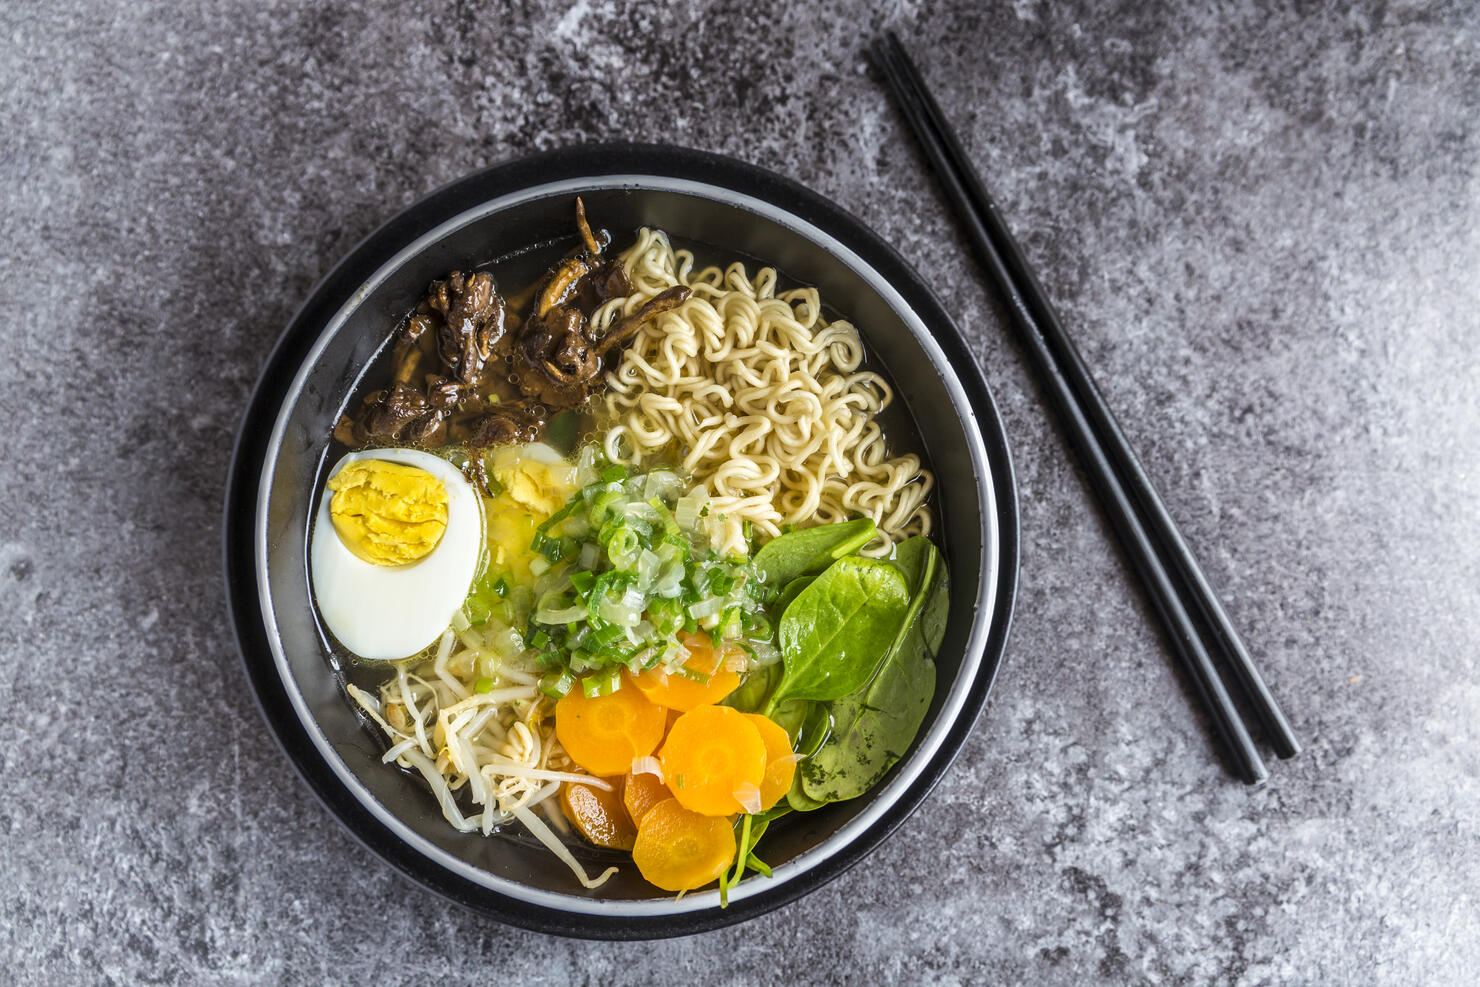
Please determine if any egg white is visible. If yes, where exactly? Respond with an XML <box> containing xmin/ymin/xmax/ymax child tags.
<box><xmin>310</xmin><ymin>448</ymin><xmax>483</xmax><ymax>661</ymax></box>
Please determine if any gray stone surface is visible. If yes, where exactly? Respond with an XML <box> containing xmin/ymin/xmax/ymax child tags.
<box><xmin>3</xmin><ymin>0</ymin><xmax>1477</xmax><ymax>982</ymax></box>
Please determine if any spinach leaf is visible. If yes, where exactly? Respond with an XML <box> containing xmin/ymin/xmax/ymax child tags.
<box><xmin>787</xmin><ymin>778</ymin><xmax>828</xmax><ymax>812</ymax></box>
<box><xmin>907</xmin><ymin>544</ymin><xmax>949</xmax><ymax>655</ymax></box>
<box><xmin>753</xmin><ymin>519</ymin><xmax>876</xmax><ymax>597</ymax></box>
<box><xmin>770</xmin><ymin>576</ymin><xmax>814</xmax><ymax>617</ymax></box>
<box><xmin>729</xmin><ymin>804</ymin><xmax>791</xmax><ymax>885</ymax></box>
<box><xmin>724</xmin><ymin>663</ymin><xmax>781</xmax><ymax>713</ymax></box>
<box><xmin>801</xmin><ymin>537</ymin><xmax>948</xmax><ymax>804</ymax></box>
<box><xmin>766</xmin><ymin>556</ymin><xmax>910</xmax><ymax>710</ymax></box>
<box><xmin>769</xmin><ymin>697</ymin><xmax>815</xmax><ymax>744</ymax></box>
<box><xmin>542</xmin><ymin>410</ymin><xmax>581</xmax><ymax>456</ymax></box>
<box><xmin>784</xmin><ymin>701</ymin><xmax>832</xmax><ymax>811</ymax></box>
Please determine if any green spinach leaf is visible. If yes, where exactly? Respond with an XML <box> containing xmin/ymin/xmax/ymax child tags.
<box><xmin>723</xmin><ymin>663</ymin><xmax>781</xmax><ymax>714</ymax></box>
<box><xmin>770</xmin><ymin>575</ymin><xmax>814</xmax><ymax>617</ymax></box>
<box><xmin>768</xmin><ymin>696</ymin><xmax>815</xmax><ymax>743</ymax></box>
<box><xmin>766</xmin><ymin>556</ymin><xmax>910</xmax><ymax>710</ymax></box>
<box><xmin>542</xmin><ymin>410</ymin><xmax>581</xmax><ymax>456</ymax></box>
<box><xmin>801</xmin><ymin>537</ymin><xmax>948</xmax><ymax>804</ymax></box>
<box><xmin>752</xmin><ymin>519</ymin><xmax>876</xmax><ymax>597</ymax></box>
<box><xmin>729</xmin><ymin>804</ymin><xmax>791</xmax><ymax>885</ymax></box>
<box><xmin>784</xmin><ymin>701</ymin><xmax>832</xmax><ymax>811</ymax></box>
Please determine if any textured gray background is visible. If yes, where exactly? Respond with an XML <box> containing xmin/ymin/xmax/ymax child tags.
<box><xmin>3</xmin><ymin>0</ymin><xmax>1477</xmax><ymax>983</ymax></box>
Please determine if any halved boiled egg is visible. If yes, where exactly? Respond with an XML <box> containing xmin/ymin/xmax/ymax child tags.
<box><xmin>310</xmin><ymin>448</ymin><xmax>483</xmax><ymax>660</ymax></box>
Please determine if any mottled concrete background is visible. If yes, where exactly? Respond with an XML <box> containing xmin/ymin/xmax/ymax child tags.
<box><xmin>3</xmin><ymin>0</ymin><xmax>1478</xmax><ymax>983</ymax></box>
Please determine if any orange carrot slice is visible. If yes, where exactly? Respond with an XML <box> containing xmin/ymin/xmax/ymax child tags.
<box><xmin>555</xmin><ymin>682</ymin><xmax>666</xmax><ymax>776</ymax></box>
<box><xmin>629</xmin><ymin>636</ymin><xmax>742</xmax><ymax>711</ymax></box>
<box><xmin>622</xmin><ymin>770</ymin><xmax>671</xmax><ymax>827</ymax></box>
<box><xmin>560</xmin><ymin>777</ymin><xmax>635</xmax><ymax>851</ymax></box>
<box><xmin>631</xmin><ymin>797</ymin><xmax>737</xmax><ymax>892</ymax></box>
<box><xmin>743</xmin><ymin>713</ymin><xmax>796</xmax><ymax>811</ymax></box>
<box><xmin>658</xmin><ymin>705</ymin><xmax>767</xmax><ymax>816</ymax></box>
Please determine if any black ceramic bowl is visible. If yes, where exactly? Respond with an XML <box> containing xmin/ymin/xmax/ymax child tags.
<box><xmin>224</xmin><ymin>144</ymin><xmax>1018</xmax><ymax>939</ymax></box>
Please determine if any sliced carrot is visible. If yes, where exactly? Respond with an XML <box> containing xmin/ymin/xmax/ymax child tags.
<box><xmin>555</xmin><ymin>682</ymin><xmax>666</xmax><ymax>776</ymax></box>
<box><xmin>560</xmin><ymin>777</ymin><xmax>635</xmax><ymax>851</ymax></box>
<box><xmin>743</xmin><ymin>712</ymin><xmax>796</xmax><ymax>811</ymax></box>
<box><xmin>622</xmin><ymin>770</ymin><xmax>671</xmax><ymax>827</ymax></box>
<box><xmin>629</xmin><ymin>635</ymin><xmax>742</xmax><ymax>711</ymax></box>
<box><xmin>658</xmin><ymin>705</ymin><xmax>767</xmax><ymax>816</ymax></box>
<box><xmin>631</xmin><ymin>797</ymin><xmax>737</xmax><ymax>892</ymax></box>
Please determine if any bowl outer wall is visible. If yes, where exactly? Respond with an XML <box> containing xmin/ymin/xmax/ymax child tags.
<box><xmin>223</xmin><ymin>144</ymin><xmax>1019</xmax><ymax>939</ymax></box>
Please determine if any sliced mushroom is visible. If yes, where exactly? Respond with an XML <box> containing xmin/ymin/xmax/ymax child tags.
<box><xmin>401</xmin><ymin>409</ymin><xmax>447</xmax><ymax>446</ymax></box>
<box><xmin>543</xmin><ymin>330</ymin><xmax>600</xmax><ymax>384</ymax></box>
<box><xmin>361</xmin><ymin>382</ymin><xmax>429</xmax><ymax>439</ymax></box>
<box><xmin>535</xmin><ymin>257</ymin><xmax>593</xmax><ymax>317</ymax></box>
<box><xmin>344</xmin><ymin>198</ymin><xmax>659</xmax><ymax>452</ymax></box>
<box><xmin>520</xmin><ymin>306</ymin><xmax>585</xmax><ymax>368</ymax></box>
<box><xmin>575</xmin><ymin>196</ymin><xmax>602</xmax><ymax>256</ymax></box>
<box><xmin>425</xmin><ymin>376</ymin><xmax>462</xmax><ymax>410</ymax></box>
<box><xmin>596</xmin><ymin>285</ymin><xmax>692</xmax><ymax>357</ymax></box>
<box><xmin>593</xmin><ymin>262</ymin><xmax>632</xmax><ymax>302</ymax></box>
<box><xmin>465</xmin><ymin>411</ymin><xmax>539</xmax><ymax>448</ymax></box>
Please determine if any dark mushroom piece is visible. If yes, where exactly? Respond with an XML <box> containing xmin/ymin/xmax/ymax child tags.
<box><xmin>362</xmin><ymin>382</ymin><xmax>431</xmax><ymax>439</ymax></box>
<box><xmin>519</xmin><ymin>305</ymin><xmax>585</xmax><ymax>369</ymax></box>
<box><xmin>466</xmin><ymin>410</ymin><xmax>540</xmax><ymax>448</ymax></box>
<box><xmin>388</xmin><ymin>313</ymin><xmax>434</xmax><ymax>386</ymax></box>
<box><xmin>544</xmin><ymin>330</ymin><xmax>601</xmax><ymax>385</ymax></box>
<box><xmin>338</xmin><ymin>197</ymin><xmax>665</xmax><ymax>453</ymax></box>
<box><xmin>574</xmin><ymin>196</ymin><xmax>603</xmax><ymax>257</ymax></box>
<box><xmin>400</xmin><ymin>409</ymin><xmax>448</xmax><ymax>447</ymax></box>
<box><xmin>426</xmin><ymin>271</ymin><xmax>508</xmax><ymax>387</ymax></box>
<box><xmin>595</xmin><ymin>285</ymin><xmax>692</xmax><ymax>359</ymax></box>
<box><xmin>535</xmin><ymin>257</ymin><xmax>593</xmax><ymax>317</ymax></box>
<box><xmin>424</xmin><ymin>376</ymin><xmax>462</xmax><ymax>410</ymax></box>
<box><xmin>592</xmin><ymin>262</ymin><xmax>632</xmax><ymax>302</ymax></box>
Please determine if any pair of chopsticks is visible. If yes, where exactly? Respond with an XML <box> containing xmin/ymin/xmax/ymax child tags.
<box><xmin>871</xmin><ymin>32</ymin><xmax>1300</xmax><ymax>783</ymax></box>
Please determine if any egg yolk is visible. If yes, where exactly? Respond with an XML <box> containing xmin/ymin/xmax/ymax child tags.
<box><xmin>494</xmin><ymin>460</ymin><xmax>569</xmax><ymax>516</ymax></box>
<box><xmin>481</xmin><ymin>459</ymin><xmax>576</xmax><ymax>582</ymax></box>
<box><xmin>328</xmin><ymin>459</ymin><xmax>449</xmax><ymax>566</ymax></box>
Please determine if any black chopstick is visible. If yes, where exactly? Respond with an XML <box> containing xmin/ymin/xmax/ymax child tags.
<box><xmin>877</xmin><ymin>34</ymin><xmax>1301</xmax><ymax>763</ymax></box>
<box><xmin>873</xmin><ymin>34</ymin><xmax>1297</xmax><ymax>782</ymax></box>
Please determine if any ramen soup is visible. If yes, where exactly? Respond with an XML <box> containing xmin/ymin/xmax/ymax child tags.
<box><xmin>310</xmin><ymin>200</ymin><xmax>950</xmax><ymax>899</ymax></box>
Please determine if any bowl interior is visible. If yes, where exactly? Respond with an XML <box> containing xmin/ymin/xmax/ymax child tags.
<box><xmin>252</xmin><ymin>176</ymin><xmax>1001</xmax><ymax>921</ymax></box>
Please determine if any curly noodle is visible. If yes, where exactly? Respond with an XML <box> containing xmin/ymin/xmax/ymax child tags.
<box><xmin>592</xmin><ymin>228</ymin><xmax>933</xmax><ymax>557</ymax></box>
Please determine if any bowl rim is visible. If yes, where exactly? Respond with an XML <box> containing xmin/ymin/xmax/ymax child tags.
<box><xmin>223</xmin><ymin>143</ymin><xmax>1019</xmax><ymax>939</ymax></box>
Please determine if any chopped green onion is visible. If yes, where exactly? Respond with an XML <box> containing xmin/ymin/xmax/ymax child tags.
<box><xmin>582</xmin><ymin>667</ymin><xmax>622</xmax><ymax>697</ymax></box>
<box><xmin>497</xmin><ymin>453</ymin><xmax>774</xmax><ymax>695</ymax></box>
<box><xmin>535</xmin><ymin>498</ymin><xmax>581</xmax><ymax>535</ymax></box>
<box><xmin>539</xmin><ymin>668</ymin><xmax>575</xmax><ymax>698</ymax></box>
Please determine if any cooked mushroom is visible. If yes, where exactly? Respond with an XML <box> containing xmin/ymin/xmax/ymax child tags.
<box><xmin>545</xmin><ymin>331</ymin><xmax>600</xmax><ymax>385</ymax></box>
<box><xmin>363</xmin><ymin>383</ymin><xmax>429</xmax><ymax>437</ymax></box>
<box><xmin>425</xmin><ymin>376</ymin><xmax>462</xmax><ymax>410</ymax></box>
<box><xmin>535</xmin><ymin>257</ymin><xmax>593</xmax><ymax>317</ymax></box>
<box><xmin>340</xmin><ymin>198</ymin><xmax>673</xmax><ymax>451</ymax></box>
<box><xmin>574</xmin><ymin>197</ymin><xmax>603</xmax><ymax>256</ymax></box>
<box><xmin>592</xmin><ymin>262</ymin><xmax>632</xmax><ymax>301</ymax></box>
<box><xmin>465</xmin><ymin>410</ymin><xmax>540</xmax><ymax>448</ymax></box>
<box><xmin>520</xmin><ymin>305</ymin><xmax>585</xmax><ymax>367</ymax></box>
<box><xmin>425</xmin><ymin>271</ymin><xmax>507</xmax><ymax>386</ymax></box>
<box><xmin>596</xmin><ymin>285</ymin><xmax>692</xmax><ymax>357</ymax></box>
